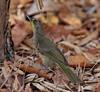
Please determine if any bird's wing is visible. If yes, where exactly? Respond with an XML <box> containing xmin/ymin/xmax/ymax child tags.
<box><xmin>36</xmin><ymin>34</ymin><xmax>68</xmax><ymax>65</ymax></box>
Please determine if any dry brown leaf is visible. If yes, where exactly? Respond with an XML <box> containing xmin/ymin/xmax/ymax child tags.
<box><xmin>78</xmin><ymin>31</ymin><xmax>98</xmax><ymax>46</ymax></box>
<box><xmin>10</xmin><ymin>0</ymin><xmax>33</xmax><ymax>13</ymax></box>
<box><xmin>96</xmin><ymin>44</ymin><xmax>100</xmax><ymax>49</ymax></box>
<box><xmin>72</xmin><ymin>29</ymin><xmax>87</xmax><ymax>36</ymax></box>
<box><xmin>64</xmin><ymin>15</ymin><xmax>82</xmax><ymax>28</ymax></box>
<box><xmin>20</xmin><ymin>0</ymin><xmax>33</xmax><ymax>7</ymax></box>
<box><xmin>24</xmin><ymin>84</ymin><xmax>32</xmax><ymax>92</ymax></box>
<box><xmin>39</xmin><ymin>13</ymin><xmax>59</xmax><ymax>25</ymax></box>
<box><xmin>12</xmin><ymin>75</ymin><xmax>21</xmax><ymax>91</ymax></box>
<box><xmin>88</xmin><ymin>48</ymin><xmax>100</xmax><ymax>55</ymax></box>
<box><xmin>0</xmin><ymin>89</ymin><xmax>10</xmax><ymax>92</ymax></box>
<box><xmin>72</xmin><ymin>29</ymin><xmax>88</xmax><ymax>40</ymax></box>
<box><xmin>59</xmin><ymin>41</ymin><xmax>82</xmax><ymax>54</ymax></box>
<box><xmin>16</xmin><ymin>63</ymin><xmax>53</xmax><ymax>79</ymax></box>
<box><xmin>68</xmin><ymin>54</ymin><xmax>93</xmax><ymax>67</ymax></box>
<box><xmin>59</xmin><ymin>12</ymin><xmax>82</xmax><ymax>28</ymax></box>
<box><xmin>52</xmin><ymin>69</ymin><xmax>69</xmax><ymax>86</ymax></box>
<box><xmin>44</xmin><ymin>25</ymin><xmax>70</xmax><ymax>42</ymax></box>
<box><xmin>96</xmin><ymin>81</ymin><xmax>100</xmax><ymax>92</ymax></box>
<box><xmin>10</xmin><ymin>0</ymin><xmax>19</xmax><ymax>13</ymax></box>
<box><xmin>11</xmin><ymin>17</ymin><xmax>32</xmax><ymax>47</ymax></box>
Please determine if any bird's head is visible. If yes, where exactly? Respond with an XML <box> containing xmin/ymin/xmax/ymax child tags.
<box><xmin>26</xmin><ymin>15</ymin><xmax>44</xmax><ymax>36</ymax></box>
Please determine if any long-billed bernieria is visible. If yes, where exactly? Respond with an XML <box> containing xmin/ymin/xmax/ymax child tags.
<box><xmin>30</xmin><ymin>18</ymin><xmax>80</xmax><ymax>84</ymax></box>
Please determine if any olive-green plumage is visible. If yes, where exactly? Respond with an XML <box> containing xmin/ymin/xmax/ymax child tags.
<box><xmin>31</xmin><ymin>19</ymin><xmax>80</xmax><ymax>83</ymax></box>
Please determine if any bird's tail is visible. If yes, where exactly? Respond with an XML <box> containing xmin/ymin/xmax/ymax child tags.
<box><xmin>58</xmin><ymin>61</ymin><xmax>81</xmax><ymax>84</ymax></box>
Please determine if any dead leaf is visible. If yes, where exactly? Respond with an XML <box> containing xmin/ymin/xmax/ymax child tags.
<box><xmin>24</xmin><ymin>84</ymin><xmax>32</xmax><ymax>92</ymax></box>
<box><xmin>44</xmin><ymin>25</ymin><xmax>70</xmax><ymax>42</ymax></box>
<box><xmin>0</xmin><ymin>89</ymin><xmax>10</xmax><ymax>92</ymax></box>
<box><xmin>12</xmin><ymin>75</ymin><xmax>20</xmax><ymax>91</ymax></box>
<box><xmin>96</xmin><ymin>81</ymin><xmax>100</xmax><ymax>92</ymax></box>
<box><xmin>20</xmin><ymin>0</ymin><xmax>33</xmax><ymax>7</ymax></box>
<box><xmin>59</xmin><ymin>12</ymin><xmax>82</xmax><ymax>28</ymax></box>
<box><xmin>11</xmin><ymin>16</ymin><xmax>32</xmax><ymax>47</ymax></box>
<box><xmin>78</xmin><ymin>31</ymin><xmax>98</xmax><ymax>46</ymax></box>
<box><xmin>72</xmin><ymin>29</ymin><xmax>88</xmax><ymax>40</ymax></box>
<box><xmin>59</xmin><ymin>41</ymin><xmax>83</xmax><ymax>54</ymax></box>
<box><xmin>96</xmin><ymin>44</ymin><xmax>100</xmax><ymax>49</ymax></box>
<box><xmin>68</xmin><ymin>54</ymin><xmax>93</xmax><ymax>67</ymax></box>
<box><xmin>10</xmin><ymin>0</ymin><xmax>33</xmax><ymax>14</ymax></box>
<box><xmin>52</xmin><ymin>68</ymin><xmax>69</xmax><ymax>86</ymax></box>
<box><xmin>88</xmin><ymin>48</ymin><xmax>100</xmax><ymax>55</ymax></box>
<box><xmin>39</xmin><ymin>13</ymin><xmax>59</xmax><ymax>25</ymax></box>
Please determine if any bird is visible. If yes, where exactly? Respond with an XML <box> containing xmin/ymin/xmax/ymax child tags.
<box><xmin>29</xmin><ymin>17</ymin><xmax>80</xmax><ymax>84</ymax></box>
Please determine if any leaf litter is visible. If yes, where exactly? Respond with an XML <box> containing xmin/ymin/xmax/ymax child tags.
<box><xmin>1</xmin><ymin>0</ymin><xmax>100</xmax><ymax>91</ymax></box>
